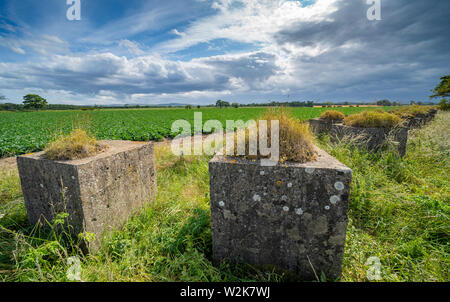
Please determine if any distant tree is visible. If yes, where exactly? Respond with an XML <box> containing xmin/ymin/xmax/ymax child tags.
<box><xmin>197</xmin><ymin>105</ymin><xmax>201</xmax><ymax>109</ymax></box>
<box><xmin>231</xmin><ymin>102</ymin><xmax>239</xmax><ymax>108</ymax></box>
<box><xmin>23</xmin><ymin>94</ymin><xmax>47</xmax><ymax>110</ymax></box>
<box><xmin>430</xmin><ymin>75</ymin><xmax>450</xmax><ymax>99</ymax></box>
<box><xmin>216</xmin><ymin>100</ymin><xmax>230</xmax><ymax>108</ymax></box>
<box><xmin>376</xmin><ymin>99</ymin><xmax>392</xmax><ymax>106</ymax></box>
<box><xmin>185</xmin><ymin>105</ymin><xmax>192</xmax><ymax>109</ymax></box>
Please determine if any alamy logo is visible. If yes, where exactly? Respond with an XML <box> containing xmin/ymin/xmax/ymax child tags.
<box><xmin>367</xmin><ymin>0</ymin><xmax>382</xmax><ymax>21</ymax></box>
<box><xmin>66</xmin><ymin>0</ymin><xmax>81</xmax><ymax>21</ymax></box>
<box><xmin>66</xmin><ymin>256</ymin><xmax>82</xmax><ymax>281</ymax></box>
<box><xmin>171</xmin><ymin>112</ymin><xmax>280</xmax><ymax>167</ymax></box>
<box><xmin>365</xmin><ymin>256</ymin><xmax>382</xmax><ymax>281</ymax></box>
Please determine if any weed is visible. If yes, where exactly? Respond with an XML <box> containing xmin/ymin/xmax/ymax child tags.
<box><xmin>43</xmin><ymin>129</ymin><xmax>106</xmax><ymax>160</ymax></box>
<box><xmin>344</xmin><ymin>111</ymin><xmax>402</xmax><ymax>128</ymax></box>
<box><xmin>319</xmin><ymin>110</ymin><xmax>345</xmax><ymax>121</ymax></box>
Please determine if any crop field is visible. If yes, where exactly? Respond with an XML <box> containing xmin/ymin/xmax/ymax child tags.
<box><xmin>0</xmin><ymin>106</ymin><xmax>391</xmax><ymax>158</ymax></box>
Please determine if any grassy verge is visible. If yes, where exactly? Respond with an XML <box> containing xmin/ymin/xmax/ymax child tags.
<box><xmin>0</xmin><ymin>112</ymin><xmax>448</xmax><ymax>281</ymax></box>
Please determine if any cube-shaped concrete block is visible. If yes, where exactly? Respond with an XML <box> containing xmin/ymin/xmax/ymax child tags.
<box><xmin>308</xmin><ymin>118</ymin><xmax>340</xmax><ymax>135</ymax></box>
<box><xmin>17</xmin><ymin>141</ymin><xmax>157</xmax><ymax>250</ymax></box>
<box><xmin>331</xmin><ymin>124</ymin><xmax>408</xmax><ymax>157</ymax></box>
<box><xmin>209</xmin><ymin>147</ymin><xmax>352</xmax><ymax>281</ymax></box>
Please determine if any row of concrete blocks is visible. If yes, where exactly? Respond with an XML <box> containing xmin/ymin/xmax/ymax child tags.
<box><xmin>400</xmin><ymin>109</ymin><xmax>438</xmax><ymax>129</ymax></box>
<box><xmin>18</xmin><ymin>140</ymin><xmax>353</xmax><ymax>281</ymax></box>
<box><xmin>309</xmin><ymin>119</ymin><xmax>409</xmax><ymax>157</ymax></box>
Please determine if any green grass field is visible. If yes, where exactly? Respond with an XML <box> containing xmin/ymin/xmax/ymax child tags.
<box><xmin>0</xmin><ymin>111</ymin><xmax>448</xmax><ymax>282</ymax></box>
<box><xmin>0</xmin><ymin>106</ymin><xmax>392</xmax><ymax>158</ymax></box>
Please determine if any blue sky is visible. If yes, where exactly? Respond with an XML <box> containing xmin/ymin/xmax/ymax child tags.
<box><xmin>0</xmin><ymin>0</ymin><xmax>449</xmax><ymax>105</ymax></box>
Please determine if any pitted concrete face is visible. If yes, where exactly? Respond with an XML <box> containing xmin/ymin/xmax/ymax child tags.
<box><xmin>17</xmin><ymin>140</ymin><xmax>158</xmax><ymax>252</ymax></box>
<box><xmin>209</xmin><ymin>146</ymin><xmax>352</xmax><ymax>281</ymax></box>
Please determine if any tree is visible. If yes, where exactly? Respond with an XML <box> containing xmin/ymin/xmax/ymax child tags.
<box><xmin>438</xmin><ymin>98</ymin><xmax>449</xmax><ymax>111</ymax></box>
<box><xmin>231</xmin><ymin>102</ymin><xmax>239</xmax><ymax>108</ymax></box>
<box><xmin>216</xmin><ymin>100</ymin><xmax>230</xmax><ymax>108</ymax></box>
<box><xmin>185</xmin><ymin>105</ymin><xmax>192</xmax><ymax>109</ymax></box>
<box><xmin>376</xmin><ymin>99</ymin><xmax>392</xmax><ymax>106</ymax></box>
<box><xmin>23</xmin><ymin>94</ymin><xmax>47</xmax><ymax>110</ymax></box>
<box><xmin>430</xmin><ymin>75</ymin><xmax>450</xmax><ymax>99</ymax></box>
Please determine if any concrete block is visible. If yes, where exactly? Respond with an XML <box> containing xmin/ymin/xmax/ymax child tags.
<box><xmin>209</xmin><ymin>147</ymin><xmax>352</xmax><ymax>281</ymax></box>
<box><xmin>308</xmin><ymin>118</ymin><xmax>340</xmax><ymax>135</ymax></box>
<box><xmin>331</xmin><ymin>124</ymin><xmax>408</xmax><ymax>157</ymax></box>
<box><xmin>17</xmin><ymin>140</ymin><xmax>157</xmax><ymax>251</ymax></box>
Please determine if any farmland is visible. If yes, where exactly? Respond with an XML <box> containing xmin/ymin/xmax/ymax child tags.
<box><xmin>0</xmin><ymin>106</ymin><xmax>392</xmax><ymax>158</ymax></box>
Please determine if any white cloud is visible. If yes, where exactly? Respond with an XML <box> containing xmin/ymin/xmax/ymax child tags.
<box><xmin>157</xmin><ymin>0</ymin><xmax>339</xmax><ymax>53</ymax></box>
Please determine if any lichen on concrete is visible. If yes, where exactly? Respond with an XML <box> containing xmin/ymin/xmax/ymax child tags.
<box><xmin>17</xmin><ymin>140</ymin><xmax>157</xmax><ymax>251</ymax></box>
<box><xmin>209</xmin><ymin>146</ymin><xmax>352</xmax><ymax>281</ymax></box>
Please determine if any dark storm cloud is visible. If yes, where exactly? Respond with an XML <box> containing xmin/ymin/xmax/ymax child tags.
<box><xmin>272</xmin><ymin>0</ymin><xmax>450</xmax><ymax>100</ymax></box>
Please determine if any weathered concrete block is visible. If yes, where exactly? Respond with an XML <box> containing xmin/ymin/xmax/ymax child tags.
<box><xmin>331</xmin><ymin>124</ymin><xmax>408</xmax><ymax>157</ymax></box>
<box><xmin>308</xmin><ymin>118</ymin><xmax>340</xmax><ymax>135</ymax></box>
<box><xmin>402</xmin><ymin>117</ymin><xmax>425</xmax><ymax>129</ymax></box>
<box><xmin>402</xmin><ymin>110</ymin><xmax>437</xmax><ymax>129</ymax></box>
<box><xmin>209</xmin><ymin>147</ymin><xmax>352</xmax><ymax>281</ymax></box>
<box><xmin>17</xmin><ymin>141</ymin><xmax>157</xmax><ymax>250</ymax></box>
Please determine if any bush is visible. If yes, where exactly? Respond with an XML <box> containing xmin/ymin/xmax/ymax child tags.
<box><xmin>438</xmin><ymin>99</ymin><xmax>449</xmax><ymax>111</ymax></box>
<box><xmin>344</xmin><ymin>111</ymin><xmax>402</xmax><ymax>128</ymax></box>
<box><xmin>235</xmin><ymin>108</ymin><xmax>317</xmax><ymax>163</ymax></box>
<box><xmin>44</xmin><ymin>129</ymin><xmax>106</xmax><ymax>160</ymax></box>
<box><xmin>319</xmin><ymin>110</ymin><xmax>345</xmax><ymax>121</ymax></box>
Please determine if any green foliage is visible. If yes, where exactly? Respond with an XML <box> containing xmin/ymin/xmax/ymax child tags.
<box><xmin>216</xmin><ymin>100</ymin><xmax>230</xmax><ymax>108</ymax></box>
<box><xmin>438</xmin><ymin>99</ymin><xmax>449</xmax><ymax>111</ymax></box>
<box><xmin>22</xmin><ymin>94</ymin><xmax>48</xmax><ymax>110</ymax></box>
<box><xmin>430</xmin><ymin>75</ymin><xmax>450</xmax><ymax>99</ymax></box>
<box><xmin>376</xmin><ymin>99</ymin><xmax>392</xmax><ymax>106</ymax></box>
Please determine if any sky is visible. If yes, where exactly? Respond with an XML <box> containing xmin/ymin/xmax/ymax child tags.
<box><xmin>0</xmin><ymin>0</ymin><xmax>449</xmax><ymax>105</ymax></box>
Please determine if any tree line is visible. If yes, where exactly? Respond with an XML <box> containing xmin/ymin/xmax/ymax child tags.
<box><xmin>2</xmin><ymin>75</ymin><xmax>448</xmax><ymax>112</ymax></box>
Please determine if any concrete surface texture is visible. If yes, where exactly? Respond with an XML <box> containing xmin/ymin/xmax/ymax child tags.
<box><xmin>331</xmin><ymin>124</ymin><xmax>409</xmax><ymax>157</ymax></box>
<box><xmin>209</xmin><ymin>147</ymin><xmax>352</xmax><ymax>281</ymax></box>
<box><xmin>16</xmin><ymin>140</ymin><xmax>157</xmax><ymax>251</ymax></box>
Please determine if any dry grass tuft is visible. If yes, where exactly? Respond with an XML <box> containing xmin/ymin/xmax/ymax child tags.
<box><xmin>320</xmin><ymin>110</ymin><xmax>345</xmax><ymax>121</ymax></box>
<box><xmin>235</xmin><ymin>108</ymin><xmax>317</xmax><ymax>163</ymax></box>
<box><xmin>43</xmin><ymin>129</ymin><xmax>106</xmax><ymax>160</ymax></box>
<box><xmin>344</xmin><ymin>111</ymin><xmax>402</xmax><ymax>128</ymax></box>
<box><xmin>392</xmin><ymin>105</ymin><xmax>435</xmax><ymax>118</ymax></box>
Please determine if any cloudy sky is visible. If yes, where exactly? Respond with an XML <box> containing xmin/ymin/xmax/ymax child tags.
<box><xmin>0</xmin><ymin>0</ymin><xmax>449</xmax><ymax>105</ymax></box>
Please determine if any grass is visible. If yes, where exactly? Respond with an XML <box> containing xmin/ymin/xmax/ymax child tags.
<box><xmin>0</xmin><ymin>111</ymin><xmax>448</xmax><ymax>282</ymax></box>
<box><xmin>234</xmin><ymin>108</ymin><xmax>317</xmax><ymax>163</ymax></box>
<box><xmin>344</xmin><ymin>111</ymin><xmax>402</xmax><ymax>128</ymax></box>
<box><xmin>319</xmin><ymin>110</ymin><xmax>345</xmax><ymax>121</ymax></box>
<box><xmin>43</xmin><ymin>129</ymin><xmax>106</xmax><ymax>160</ymax></box>
<box><xmin>392</xmin><ymin>105</ymin><xmax>435</xmax><ymax>118</ymax></box>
